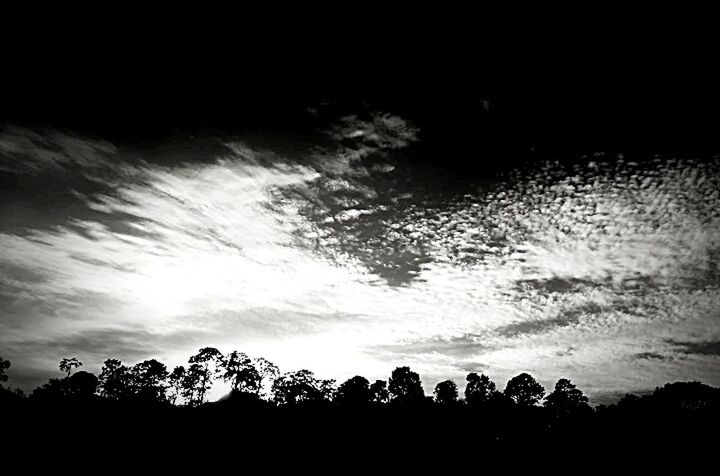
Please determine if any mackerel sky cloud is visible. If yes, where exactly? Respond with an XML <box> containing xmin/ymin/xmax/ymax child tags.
<box><xmin>1</xmin><ymin>117</ymin><xmax>718</xmax><ymax>402</ymax></box>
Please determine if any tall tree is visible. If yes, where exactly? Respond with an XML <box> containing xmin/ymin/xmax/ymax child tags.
<box><xmin>59</xmin><ymin>357</ymin><xmax>82</xmax><ymax>378</ymax></box>
<box><xmin>253</xmin><ymin>357</ymin><xmax>280</xmax><ymax>400</ymax></box>
<box><xmin>222</xmin><ymin>351</ymin><xmax>261</xmax><ymax>394</ymax></box>
<box><xmin>544</xmin><ymin>378</ymin><xmax>590</xmax><ymax>416</ymax></box>
<box><xmin>167</xmin><ymin>366</ymin><xmax>186</xmax><ymax>405</ymax></box>
<box><xmin>434</xmin><ymin>380</ymin><xmax>458</xmax><ymax>405</ymax></box>
<box><xmin>98</xmin><ymin>359</ymin><xmax>133</xmax><ymax>400</ymax></box>
<box><xmin>187</xmin><ymin>347</ymin><xmax>223</xmax><ymax>405</ymax></box>
<box><xmin>131</xmin><ymin>359</ymin><xmax>169</xmax><ymax>403</ymax></box>
<box><xmin>388</xmin><ymin>366</ymin><xmax>425</xmax><ymax>405</ymax></box>
<box><xmin>504</xmin><ymin>373</ymin><xmax>545</xmax><ymax>407</ymax></box>
<box><xmin>465</xmin><ymin>372</ymin><xmax>497</xmax><ymax>407</ymax></box>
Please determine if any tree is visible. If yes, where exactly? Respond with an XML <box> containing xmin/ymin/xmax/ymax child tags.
<box><xmin>388</xmin><ymin>366</ymin><xmax>425</xmax><ymax>405</ymax></box>
<box><xmin>222</xmin><ymin>351</ymin><xmax>262</xmax><ymax>394</ymax></box>
<box><xmin>31</xmin><ymin>371</ymin><xmax>98</xmax><ymax>402</ymax></box>
<box><xmin>167</xmin><ymin>366</ymin><xmax>186</xmax><ymax>405</ymax></box>
<box><xmin>335</xmin><ymin>376</ymin><xmax>371</xmax><ymax>407</ymax></box>
<box><xmin>131</xmin><ymin>359</ymin><xmax>169</xmax><ymax>403</ymax></box>
<box><xmin>181</xmin><ymin>363</ymin><xmax>207</xmax><ymax>406</ymax></box>
<box><xmin>253</xmin><ymin>357</ymin><xmax>280</xmax><ymax>400</ymax></box>
<box><xmin>187</xmin><ymin>347</ymin><xmax>223</xmax><ymax>405</ymax></box>
<box><xmin>98</xmin><ymin>359</ymin><xmax>133</xmax><ymax>400</ymax></box>
<box><xmin>59</xmin><ymin>357</ymin><xmax>82</xmax><ymax>378</ymax></box>
<box><xmin>369</xmin><ymin>380</ymin><xmax>389</xmax><ymax>404</ymax></box>
<box><xmin>0</xmin><ymin>356</ymin><xmax>9</xmax><ymax>384</ymax></box>
<box><xmin>465</xmin><ymin>372</ymin><xmax>497</xmax><ymax>407</ymax></box>
<box><xmin>544</xmin><ymin>378</ymin><xmax>590</xmax><ymax>416</ymax></box>
<box><xmin>434</xmin><ymin>380</ymin><xmax>458</xmax><ymax>405</ymax></box>
<box><xmin>504</xmin><ymin>373</ymin><xmax>545</xmax><ymax>407</ymax></box>
<box><xmin>272</xmin><ymin>370</ymin><xmax>334</xmax><ymax>406</ymax></box>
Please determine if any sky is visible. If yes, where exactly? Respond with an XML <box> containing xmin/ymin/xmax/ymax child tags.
<box><xmin>1</xmin><ymin>110</ymin><xmax>719</xmax><ymax>404</ymax></box>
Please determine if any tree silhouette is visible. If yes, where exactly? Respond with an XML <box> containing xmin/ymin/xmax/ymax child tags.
<box><xmin>131</xmin><ymin>359</ymin><xmax>169</xmax><ymax>403</ymax></box>
<box><xmin>504</xmin><ymin>373</ymin><xmax>545</xmax><ymax>407</ymax></box>
<box><xmin>369</xmin><ymin>379</ymin><xmax>389</xmax><ymax>404</ymax></box>
<box><xmin>388</xmin><ymin>366</ymin><xmax>425</xmax><ymax>405</ymax></box>
<box><xmin>465</xmin><ymin>372</ymin><xmax>497</xmax><ymax>407</ymax></box>
<box><xmin>222</xmin><ymin>351</ymin><xmax>261</xmax><ymax>394</ymax></box>
<box><xmin>0</xmin><ymin>356</ymin><xmax>9</xmax><ymax>384</ymax></box>
<box><xmin>98</xmin><ymin>359</ymin><xmax>133</xmax><ymax>400</ymax></box>
<box><xmin>167</xmin><ymin>366</ymin><xmax>186</xmax><ymax>405</ymax></box>
<box><xmin>544</xmin><ymin>378</ymin><xmax>590</xmax><ymax>416</ymax></box>
<box><xmin>59</xmin><ymin>357</ymin><xmax>82</xmax><ymax>378</ymax></box>
<box><xmin>335</xmin><ymin>375</ymin><xmax>372</xmax><ymax>407</ymax></box>
<box><xmin>187</xmin><ymin>347</ymin><xmax>223</xmax><ymax>405</ymax></box>
<box><xmin>31</xmin><ymin>371</ymin><xmax>98</xmax><ymax>402</ymax></box>
<box><xmin>253</xmin><ymin>357</ymin><xmax>280</xmax><ymax>399</ymax></box>
<box><xmin>434</xmin><ymin>380</ymin><xmax>458</xmax><ymax>405</ymax></box>
<box><xmin>272</xmin><ymin>369</ymin><xmax>335</xmax><ymax>405</ymax></box>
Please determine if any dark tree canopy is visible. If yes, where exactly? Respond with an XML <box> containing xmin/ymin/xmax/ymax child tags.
<box><xmin>272</xmin><ymin>369</ymin><xmax>335</xmax><ymax>406</ymax></box>
<box><xmin>335</xmin><ymin>375</ymin><xmax>372</xmax><ymax>407</ymax></box>
<box><xmin>221</xmin><ymin>351</ymin><xmax>278</xmax><ymax>397</ymax></box>
<box><xmin>465</xmin><ymin>372</ymin><xmax>497</xmax><ymax>407</ymax></box>
<box><xmin>544</xmin><ymin>378</ymin><xmax>590</xmax><ymax>415</ymax></box>
<box><xmin>388</xmin><ymin>366</ymin><xmax>425</xmax><ymax>404</ymax></box>
<box><xmin>131</xmin><ymin>359</ymin><xmax>169</xmax><ymax>403</ymax></box>
<box><xmin>31</xmin><ymin>371</ymin><xmax>99</xmax><ymax>401</ymax></box>
<box><xmin>98</xmin><ymin>359</ymin><xmax>133</xmax><ymax>401</ymax></box>
<box><xmin>434</xmin><ymin>380</ymin><xmax>458</xmax><ymax>405</ymax></box>
<box><xmin>369</xmin><ymin>380</ymin><xmax>389</xmax><ymax>404</ymax></box>
<box><xmin>504</xmin><ymin>373</ymin><xmax>546</xmax><ymax>407</ymax></box>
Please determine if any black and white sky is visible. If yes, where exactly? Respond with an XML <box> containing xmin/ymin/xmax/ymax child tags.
<box><xmin>1</xmin><ymin>25</ymin><xmax>719</xmax><ymax>402</ymax></box>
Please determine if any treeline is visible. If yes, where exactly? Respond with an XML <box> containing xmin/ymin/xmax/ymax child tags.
<box><xmin>2</xmin><ymin>348</ymin><xmax>719</xmax><ymax>417</ymax></box>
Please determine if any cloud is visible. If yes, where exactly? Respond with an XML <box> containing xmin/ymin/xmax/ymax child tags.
<box><xmin>668</xmin><ymin>340</ymin><xmax>720</xmax><ymax>356</ymax></box>
<box><xmin>0</xmin><ymin>125</ymin><xmax>719</xmax><ymax>402</ymax></box>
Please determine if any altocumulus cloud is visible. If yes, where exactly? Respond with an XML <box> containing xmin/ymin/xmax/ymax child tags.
<box><xmin>0</xmin><ymin>121</ymin><xmax>719</xmax><ymax>402</ymax></box>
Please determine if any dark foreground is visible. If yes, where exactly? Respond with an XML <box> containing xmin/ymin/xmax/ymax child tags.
<box><xmin>3</xmin><ymin>386</ymin><xmax>719</xmax><ymax>469</ymax></box>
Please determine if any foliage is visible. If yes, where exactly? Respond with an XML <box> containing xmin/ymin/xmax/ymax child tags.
<box><xmin>504</xmin><ymin>372</ymin><xmax>545</xmax><ymax>407</ymax></box>
<box><xmin>388</xmin><ymin>366</ymin><xmax>425</xmax><ymax>404</ymax></box>
<box><xmin>465</xmin><ymin>372</ymin><xmax>497</xmax><ymax>407</ymax></box>
<box><xmin>59</xmin><ymin>358</ymin><xmax>82</xmax><ymax>378</ymax></box>
<box><xmin>434</xmin><ymin>380</ymin><xmax>458</xmax><ymax>405</ymax></box>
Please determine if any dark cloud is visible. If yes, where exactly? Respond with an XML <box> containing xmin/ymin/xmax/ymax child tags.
<box><xmin>635</xmin><ymin>352</ymin><xmax>669</xmax><ymax>361</ymax></box>
<box><xmin>668</xmin><ymin>340</ymin><xmax>720</xmax><ymax>356</ymax></box>
<box><xmin>514</xmin><ymin>277</ymin><xmax>600</xmax><ymax>293</ymax></box>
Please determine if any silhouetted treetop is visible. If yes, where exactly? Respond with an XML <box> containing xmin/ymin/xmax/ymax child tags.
<box><xmin>544</xmin><ymin>378</ymin><xmax>590</xmax><ymax>415</ymax></box>
<box><xmin>434</xmin><ymin>380</ymin><xmax>458</xmax><ymax>405</ymax></box>
<box><xmin>132</xmin><ymin>359</ymin><xmax>169</xmax><ymax>403</ymax></box>
<box><xmin>59</xmin><ymin>357</ymin><xmax>82</xmax><ymax>378</ymax></box>
<box><xmin>336</xmin><ymin>375</ymin><xmax>372</xmax><ymax>407</ymax></box>
<box><xmin>465</xmin><ymin>372</ymin><xmax>497</xmax><ymax>407</ymax></box>
<box><xmin>388</xmin><ymin>366</ymin><xmax>425</xmax><ymax>405</ymax></box>
<box><xmin>504</xmin><ymin>373</ymin><xmax>545</xmax><ymax>407</ymax></box>
<box><xmin>272</xmin><ymin>369</ymin><xmax>335</xmax><ymax>405</ymax></box>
